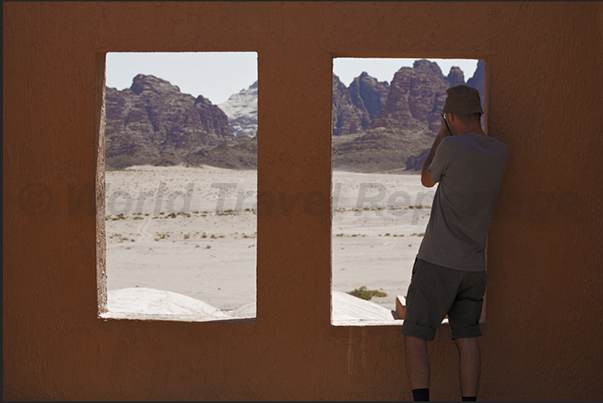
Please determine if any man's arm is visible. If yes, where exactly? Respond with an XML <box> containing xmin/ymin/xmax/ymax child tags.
<box><xmin>421</xmin><ymin>117</ymin><xmax>452</xmax><ymax>187</ymax></box>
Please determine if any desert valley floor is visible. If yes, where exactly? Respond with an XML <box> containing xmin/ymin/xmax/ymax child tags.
<box><xmin>104</xmin><ymin>165</ymin><xmax>435</xmax><ymax>321</ymax></box>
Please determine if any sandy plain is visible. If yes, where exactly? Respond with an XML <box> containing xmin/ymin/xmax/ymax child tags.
<box><xmin>104</xmin><ymin>165</ymin><xmax>434</xmax><ymax>320</ymax></box>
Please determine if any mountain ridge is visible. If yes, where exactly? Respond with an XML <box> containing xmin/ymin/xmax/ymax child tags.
<box><xmin>104</xmin><ymin>60</ymin><xmax>485</xmax><ymax>172</ymax></box>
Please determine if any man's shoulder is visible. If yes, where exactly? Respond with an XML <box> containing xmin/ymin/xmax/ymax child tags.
<box><xmin>485</xmin><ymin>136</ymin><xmax>510</xmax><ymax>158</ymax></box>
<box><xmin>448</xmin><ymin>134</ymin><xmax>508</xmax><ymax>152</ymax></box>
<box><xmin>439</xmin><ymin>134</ymin><xmax>475</xmax><ymax>152</ymax></box>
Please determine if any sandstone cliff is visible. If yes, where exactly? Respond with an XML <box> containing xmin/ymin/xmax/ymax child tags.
<box><xmin>333</xmin><ymin>60</ymin><xmax>446</xmax><ymax>171</ymax></box>
<box><xmin>348</xmin><ymin>72</ymin><xmax>390</xmax><ymax>127</ymax></box>
<box><xmin>332</xmin><ymin>59</ymin><xmax>485</xmax><ymax>172</ymax></box>
<box><xmin>105</xmin><ymin>74</ymin><xmax>234</xmax><ymax>170</ymax></box>
<box><xmin>331</xmin><ymin>72</ymin><xmax>390</xmax><ymax>136</ymax></box>
<box><xmin>332</xmin><ymin>74</ymin><xmax>366</xmax><ymax>136</ymax></box>
<box><xmin>446</xmin><ymin>66</ymin><xmax>466</xmax><ymax>87</ymax></box>
<box><xmin>467</xmin><ymin>60</ymin><xmax>486</xmax><ymax>111</ymax></box>
<box><xmin>369</xmin><ymin>59</ymin><xmax>449</xmax><ymax>133</ymax></box>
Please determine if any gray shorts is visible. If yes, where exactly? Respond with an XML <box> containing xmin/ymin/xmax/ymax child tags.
<box><xmin>401</xmin><ymin>258</ymin><xmax>487</xmax><ymax>341</ymax></box>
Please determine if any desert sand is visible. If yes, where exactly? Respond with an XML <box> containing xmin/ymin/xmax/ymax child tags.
<box><xmin>104</xmin><ymin>165</ymin><xmax>434</xmax><ymax>321</ymax></box>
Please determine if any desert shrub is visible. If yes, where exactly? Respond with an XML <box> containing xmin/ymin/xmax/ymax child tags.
<box><xmin>347</xmin><ymin>286</ymin><xmax>387</xmax><ymax>300</ymax></box>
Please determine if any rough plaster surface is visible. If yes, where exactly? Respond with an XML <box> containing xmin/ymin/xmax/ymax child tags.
<box><xmin>3</xmin><ymin>2</ymin><xmax>603</xmax><ymax>400</ymax></box>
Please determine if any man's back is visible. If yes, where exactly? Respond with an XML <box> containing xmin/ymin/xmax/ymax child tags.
<box><xmin>416</xmin><ymin>133</ymin><xmax>509</xmax><ymax>271</ymax></box>
<box><xmin>403</xmin><ymin>85</ymin><xmax>506</xmax><ymax>401</ymax></box>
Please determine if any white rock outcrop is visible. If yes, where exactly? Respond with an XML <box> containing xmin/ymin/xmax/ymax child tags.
<box><xmin>218</xmin><ymin>81</ymin><xmax>258</xmax><ymax>138</ymax></box>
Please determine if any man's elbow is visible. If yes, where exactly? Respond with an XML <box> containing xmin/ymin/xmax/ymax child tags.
<box><xmin>421</xmin><ymin>170</ymin><xmax>436</xmax><ymax>188</ymax></box>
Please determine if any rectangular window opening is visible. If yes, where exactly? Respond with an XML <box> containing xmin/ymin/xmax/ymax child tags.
<box><xmin>330</xmin><ymin>56</ymin><xmax>487</xmax><ymax>326</ymax></box>
<box><xmin>97</xmin><ymin>51</ymin><xmax>258</xmax><ymax>322</ymax></box>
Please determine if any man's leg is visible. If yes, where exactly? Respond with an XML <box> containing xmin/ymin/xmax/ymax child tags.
<box><xmin>405</xmin><ymin>334</ymin><xmax>430</xmax><ymax>400</ymax></box>
<box><xmin>454</xmin><ymin>337</ymin><xmax>480</xmax><ymax>399</ymax></box>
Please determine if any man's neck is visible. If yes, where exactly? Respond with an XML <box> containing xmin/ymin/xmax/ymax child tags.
<box><xmin>456</xmin><ymin>124</ymin><xmax>487</xmax><ymax>137</ymax></box>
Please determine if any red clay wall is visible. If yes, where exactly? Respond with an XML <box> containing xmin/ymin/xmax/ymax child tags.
<box><xmin>4</xmin><ymin>2</ymin><xmax>603</xmax><ymax>400</ymax></box>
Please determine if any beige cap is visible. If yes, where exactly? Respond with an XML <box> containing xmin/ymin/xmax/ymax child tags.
<box><xmin>442</xmin><ymin>85</ymin><xmax>484</xmax><ymax>115</ymax></box>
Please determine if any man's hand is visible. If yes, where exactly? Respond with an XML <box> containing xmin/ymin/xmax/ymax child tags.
<box><xmin>438</xmin><ymin>116</ymin><xmax>453</xmax><ymax>139</ymax></box>
<box><xmin>420</xmin><ymin>117</ymin><xmax>451</xmax><ymax>188</ymax></box>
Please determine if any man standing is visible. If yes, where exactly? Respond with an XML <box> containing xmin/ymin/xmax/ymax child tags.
<box><xmin>401</xmin><ymin>85</ymin><xmax>509</xmax><ymax>401</ymax></box>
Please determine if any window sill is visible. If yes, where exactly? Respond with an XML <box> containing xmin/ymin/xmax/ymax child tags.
<box><xmin>99</xmin><ymin>311</ymin><xmax>255</xmax><ymax>323</ymax></box>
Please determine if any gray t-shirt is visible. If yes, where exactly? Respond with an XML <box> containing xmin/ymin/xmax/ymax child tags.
<box><xmin>416</xmin><ymin>134</ymin><xmax>509</xmax><ymax>272</ymax></box>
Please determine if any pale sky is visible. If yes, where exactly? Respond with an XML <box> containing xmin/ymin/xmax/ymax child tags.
<box><xmin>105</xmin><ymin>52</ymin><xmax>479</xmax><ymax>105</ymax></box>
<box><xmin>105</xmin><ymin>52</ymin><xmax>259</xmax><ymax>105</ymax></box>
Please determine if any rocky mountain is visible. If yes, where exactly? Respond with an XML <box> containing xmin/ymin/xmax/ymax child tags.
<box><xmin>332</xmin><ymin>127</ymin><xmax>435</xmax><ymax>173</ymax></box>
<box><xmin>446</xmin><ymin>66</ymin><xmax>465</xmax><ymax>87</ymax></box>
<box><xmin>368</xmin><ymin>60</ymin><xmax>448</xmax><ymax>133</ymax></box>
<box><xmin>332</xmin><ymin>74</ymin><xmax>366</xmax><ymax>136</ymax></box>
<box><xmin>467</xmin><ymin>59</ymin><xmax>486</xmax><ymax>111</ymax></box>
<box><xmin>331</xmin><ymin>72</ymin><xmax>390</xmax><ymax>136</ymax></box>
<box><xmin>183</xmin><ymin>134</ymin><xmax>257</xmax><ymax>169</ymax></box>
<box><xmin>217</xmin><ymin>81</ymin><xmax>258</xmax><ymax>138</ymax></box>
<box><xmin>105</xmin><ymin>60</ymin><xmax>484</xmax><ymax>172</ymax></box>
<box><xmin>349</xmin><ymin>72</ymin><xmax>390</xmax><ymax>123</ymax></box>
<box><xmin>331</xmin><ymin>59</ymin><xmax>485</xmax><ymax>172</ymax></box>
<box><xmin>104</xmin><ymin>74</ymin><xmax>255</xmax><ymax>170</ymax></box>
<box><xmin>404</xmin><ymin>148</ymin><xmax>430</xmax><ymax>172</ymax></box>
